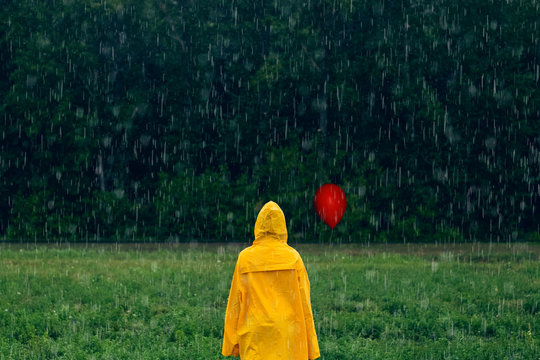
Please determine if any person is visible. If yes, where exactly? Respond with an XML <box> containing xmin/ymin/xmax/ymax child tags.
<box><xmin>222</xmin><ymin>201</ymin><xmax>320</xmax><ymax>360</ymax></box>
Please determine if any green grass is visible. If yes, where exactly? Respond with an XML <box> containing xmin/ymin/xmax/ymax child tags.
<box><xmin>0</xmin><ymin>243</ymin><xmax>538</xmax><ymax>359</ymax></box>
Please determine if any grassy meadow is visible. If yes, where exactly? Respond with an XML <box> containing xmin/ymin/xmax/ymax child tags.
<box><xmin>0</xmin><ymin>242</ymin><xmax>538</xmax><ymax>359</ymax></box>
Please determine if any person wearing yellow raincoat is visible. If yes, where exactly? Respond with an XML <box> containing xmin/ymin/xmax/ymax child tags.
<box><xmin>222</xmin><ymin>201</ymin><xmax>320</xmax><ymax>360</ymax></box>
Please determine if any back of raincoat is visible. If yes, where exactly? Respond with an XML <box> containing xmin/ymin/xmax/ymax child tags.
<box><xmin>222</xmin><ymin>201</ymin><xmax>320</xmax><ymax>360</ymax></box>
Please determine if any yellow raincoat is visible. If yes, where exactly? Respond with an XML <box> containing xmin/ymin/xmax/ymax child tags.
<box><xmin>222</xmin><ymin>201</ymin><xmax>320</xmax><ymax>360</ymax></box>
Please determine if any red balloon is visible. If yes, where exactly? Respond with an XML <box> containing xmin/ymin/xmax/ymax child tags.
<box><xmin>313</xmin><ymin>184</ymin><xmax>347</xmax><ymax>229</ymax></box>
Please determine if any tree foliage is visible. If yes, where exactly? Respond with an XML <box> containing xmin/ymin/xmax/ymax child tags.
<box><xmin>1</xmin><ymin>0</ymin><xmax>539</xmax><ymax>242</ymax></box>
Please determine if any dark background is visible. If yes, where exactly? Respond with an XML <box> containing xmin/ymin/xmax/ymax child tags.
<box><xmin>1</xmin><ymin>0</ymin><xmax>539</xmax><ymax>243</ymax></box>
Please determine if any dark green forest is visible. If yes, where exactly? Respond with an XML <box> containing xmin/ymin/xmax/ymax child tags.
<box><xmin>1</xmin><ymin>0</ymin><xmax>539</xmax><ymax>243</ymax></box>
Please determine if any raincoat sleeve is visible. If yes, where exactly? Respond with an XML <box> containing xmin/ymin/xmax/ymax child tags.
<box><xmin>298</xmin><ymin>257</ymin><xmax>320</xmax><ymax>359</ymax></box>
<box><xmin>222</xmin><ymin>258</ymin><xmax>243</xmax><ymax>357</ymax></box>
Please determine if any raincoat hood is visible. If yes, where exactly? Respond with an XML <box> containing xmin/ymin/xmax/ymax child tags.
<box><xmin>254</xmin><ymin>201</ymin><xmax>288</xmax><ymax>243</ymax></box>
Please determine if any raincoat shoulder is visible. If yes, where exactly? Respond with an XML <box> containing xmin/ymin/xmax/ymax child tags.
<box><xmin>237</xmin><ymin>243</ymin><xmax>301</xmax><ymax>273</ymax></box>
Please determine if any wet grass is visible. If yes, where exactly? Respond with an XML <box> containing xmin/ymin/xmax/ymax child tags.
<box><xmin>0</xmin><ymin>242</ymin><xmax>538</xmax><ymax>359</ymax></box>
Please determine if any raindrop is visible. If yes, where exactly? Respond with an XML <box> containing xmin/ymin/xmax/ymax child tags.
<box><xmin>102</xmin><ymin>137</ymin><xmax>112</xmax><ymax>148</ymax></box>
<box><xmin>140</xmin><ymin>134</ymin><xmax>151</xmax><ymax>147</ymax></box>
<box><xmin>26</xmin><ymin>75</ymin><xmax>37</xmax><ymax>88</ymax></box>
<box><xmin>113</xmin><ymin>189</ymin><xmax>125</xmax><ymax>199</ymax></box>
<box><xmin>485</xmin><ymin>137</ymin><xmax>496</xmax><ymax>151</ymax></box>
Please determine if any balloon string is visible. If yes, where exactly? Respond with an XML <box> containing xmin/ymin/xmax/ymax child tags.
<box><xmin>330</xmin><ymin>227</ymin><xmax>334</xmax><ymax>243</ymax></box>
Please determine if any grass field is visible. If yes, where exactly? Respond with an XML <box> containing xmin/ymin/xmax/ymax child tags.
<box><xmin>0</xmin><ymin>242</ymin><xmax>538</xmax><ymax>359</ymax></box>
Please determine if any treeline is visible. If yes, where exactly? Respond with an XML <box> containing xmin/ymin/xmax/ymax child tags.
<box><xmin>1</xmin><ymin>0</ymin><xmax>539</xmax><ymax>243</ymax></box>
